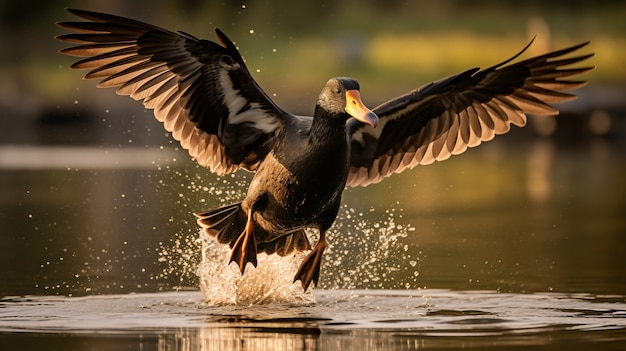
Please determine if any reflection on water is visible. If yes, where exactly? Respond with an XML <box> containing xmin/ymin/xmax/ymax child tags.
<box><xmin>1</xmin><ymin>290</ymin><xmax>625</xmax><ymax>350</ymax></box>
<box><xmin>0</xmin><ymin>145</ymin><xmax>180</xmax><ymax>170</ymax></box>
<box><xmin>526</xmin><ymin>140</ymin><xmax>555</xmax><ymax>203</ymax></box>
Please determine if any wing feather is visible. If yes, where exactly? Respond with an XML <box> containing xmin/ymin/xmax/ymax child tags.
<box><xmin>57</xmin><ymin>8</ymin><xmax>288</xmax><ymax>174</ymax></box>
<box><xmin>347</xmin><ymin>40</ymin><xmax>593</xmax><ymax>187</ymax></box>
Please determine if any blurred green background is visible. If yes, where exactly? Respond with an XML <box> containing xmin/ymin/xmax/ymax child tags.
<box><xmin>2</xmin><ymin>0</ymin><xmax>624</xmax><ymax>121</ymax></box>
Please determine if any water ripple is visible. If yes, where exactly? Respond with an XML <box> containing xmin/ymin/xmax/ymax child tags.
<box><xmin>1</xmin><ymin>289</ymin><xmax>624</xmax><ymax>335</ymax></box>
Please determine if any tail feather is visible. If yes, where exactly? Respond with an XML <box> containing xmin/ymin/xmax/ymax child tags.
<box><xmin>282</xmin><ymin>230</ymin><xmax>312</xmax><ymax>254</ymax></box>
<box><xmin>195</xmin><ymin>203</ymin><xmax>246</xmax><ymax>247</ymax></box>
<box><xmin>194</xmin><ymin>203</ymin><xmax>311</xmax><ymax>256</ymax></box>
<box><xmin>258</xmin><ymin>230</ymin><xmax>311</xmax><ymax>256</ymax></box>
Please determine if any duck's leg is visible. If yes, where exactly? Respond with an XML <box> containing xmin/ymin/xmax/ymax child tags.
<box><xmin>294</xmin><ymin>229</ymin><xmax>327</xmax><ymax>291</ymax></box>
<box><xmin>229</xmin><ymin>208</ymin><xmax>257</xmax><ymax>274</ymax></box>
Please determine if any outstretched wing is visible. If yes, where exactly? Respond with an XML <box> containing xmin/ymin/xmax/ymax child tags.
<box><xmin>347</xmin><ymin>41</ymin><xmax>594</xmax><ymax>187</ymax></box>
<box><xmin>56</xmin><ymin>8</ymin><xmax>287</xmax><ymax>174</ymax></box>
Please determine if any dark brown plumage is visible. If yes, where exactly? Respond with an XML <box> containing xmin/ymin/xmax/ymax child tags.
<box><xmin>56</xmin><ymin>9</ymin><xmax>593</xmax><ymax>291</ymax></box>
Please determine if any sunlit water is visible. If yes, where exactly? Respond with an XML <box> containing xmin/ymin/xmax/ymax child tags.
<box><xmin>1</xmin><ymin>289</ymin><xmax>625</xmax><ymax>350</ymax></box>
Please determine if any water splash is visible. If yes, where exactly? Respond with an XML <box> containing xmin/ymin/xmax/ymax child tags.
<box><xmin>156</xmin><ymin>234</ymin><xmax>202</xmax><ymax>288</ymax></box>
<box><xmin>157</xmin><ymin>166</ymin><xmax>422</xmax><ymax>304</ymax></box>
<box><xmin>323</xmin><ymin>205</ymin><xmax>421</xmax><ymax>290</ymax></box>
<box><xmin>191</xmin><ymin>205</ymin><xmax>420</xmax><ymax>304</ymax></box>
<box><xmin>162</xmin><ymin>168</ymin><xmax>317</xmax><ymax>305</ymax></box>
<box><xmin>197</xmin><ymin>233</ymin><xmax>314</xmax><ymax>305</ymax></box>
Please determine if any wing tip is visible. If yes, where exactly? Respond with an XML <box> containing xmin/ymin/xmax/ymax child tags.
<box><xmin>215</xmin><ymin>28</ymin><xmax>236</xmax><ymax>50</ymax></box>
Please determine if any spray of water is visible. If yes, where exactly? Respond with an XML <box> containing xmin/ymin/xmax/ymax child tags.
<box><xmin>157</xmin><ymin>165</ymin><xmax>421</xmax><ymax>305</ymax></box>
<box><xmin>197</xmin><ymin>233</ymin><xmax>315</xmax><ymax>305</ymax></box>
<box><xmin>155</xmin><ymin>167</ymin><xmax>313</xmax><ymax>305</ymax></box>
<box><xmin>322</xmin><ymin>205</ymin><xmax>420</xmax><ymax>290</ymax></box>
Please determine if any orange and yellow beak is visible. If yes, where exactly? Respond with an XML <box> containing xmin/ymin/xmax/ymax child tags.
<box><xmin>345</xmin><ymin>90</ymin><xmax>378</xmax><ymax>128</ymax></box>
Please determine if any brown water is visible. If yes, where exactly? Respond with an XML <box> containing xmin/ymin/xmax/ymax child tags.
<box><xmin>1</xmin><ymin>290</ymin><xmax>625</xmax><ymax>350</ymax></box>
<box><xmin>1</xmin><ymin>135</ymin><xmax>625</xmax><ymax>350</ymax></box>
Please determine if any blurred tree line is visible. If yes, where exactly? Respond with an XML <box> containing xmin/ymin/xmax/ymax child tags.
<box><xmin>2</xmin><ymin>0</ymin><xmax>622</xmax><ymax>64</ymax></box>
<box><xmin>0</xmin><ymin>0</ymin><xmax>622</xmax><ymax>116</ymax></box>
<box><xmin>2</xmin><ymin>0</ymin><xmax>624</xmax><ymax>27</ymax></box>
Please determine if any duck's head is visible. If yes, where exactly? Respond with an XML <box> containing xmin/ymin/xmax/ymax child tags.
<box><xmin>316</xmin><ymin>77</ymin><xmax>378</xmax><ymax>127</ymax></box>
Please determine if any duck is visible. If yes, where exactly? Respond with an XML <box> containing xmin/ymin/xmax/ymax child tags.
<box><xmin>56</xmin><ymin>8</ymin><xmax>593</xmax><ymax>291</ymax></box>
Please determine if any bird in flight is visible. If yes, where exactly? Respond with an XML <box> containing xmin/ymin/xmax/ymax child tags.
<box><xmin>56</xmin><ymin>9</ymin><xmax>593</xmax><ymax>291</ymax></box>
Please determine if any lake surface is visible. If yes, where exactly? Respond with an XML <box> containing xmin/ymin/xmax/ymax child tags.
<box><xmin>1</xmin><ymin>130</ymin><xmax>625</xmax><ymax>349</ymax></box>
<box><xmin>1</xmin><ymin>290</ymin><xmax>625</xmax><ymax>350</ymax></box>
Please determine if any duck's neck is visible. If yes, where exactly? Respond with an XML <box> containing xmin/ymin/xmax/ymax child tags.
<box><xmin>295</xmin><ymin>110</ymin><xmax>352</xmax><ymax>186</ymax></box>
<box><xmin>309</xmin><ymin>107</ymin><xmax>351</xmax><ymax>146</ymax></box>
